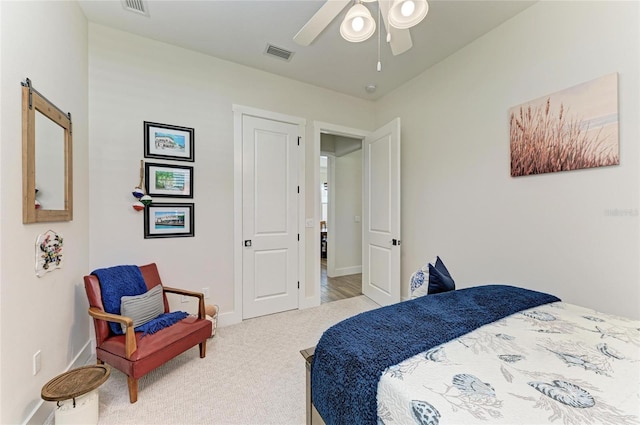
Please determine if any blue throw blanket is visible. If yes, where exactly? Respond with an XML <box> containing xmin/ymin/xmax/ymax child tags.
<box><xmin>92</xmin><ymin>265</ymin><xmax>188</xmax><ymax>336</ymax></box>
<box><xmin>135</xmin><ymin>311</ymin><xmax>189</xmax><ymax>336</ymax></box>
<box><xmin>311</xmin><ymin>285</ymin><xmax>560</xmax><ymax>425</ymax></box>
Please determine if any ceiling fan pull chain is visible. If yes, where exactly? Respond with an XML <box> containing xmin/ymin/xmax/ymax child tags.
<box><xmin>377</xmin><ymin>2</ymin><xmax>381</xmax><ymax>72</ymax></box>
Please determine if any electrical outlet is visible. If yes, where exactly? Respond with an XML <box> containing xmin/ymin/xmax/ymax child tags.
<box><xmin>202</xmin><ymin>287</ymin><xmax>210</xmax><ymax>299</ymax></box>
<box><xmin>33</xmin><ymin>350</ymin><xmax>41</xmax><ymax>375</ymax></box>
<box><xmin>181</xmin><ymin>295</ymin><xmax>189</xmax><ymax>303</ymax></box>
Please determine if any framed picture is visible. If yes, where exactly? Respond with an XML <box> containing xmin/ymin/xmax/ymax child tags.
<box><xmin>145</xmin><ymin>162</ymin><xmax>193</xmax><ymax>198</ymax></box>
<box><xmin>144</xmin><ymin>121</ymin><xmax>194</xmax><ymax>162</ymax></box>
<box><xmin>509</xmin><ymin>73</ymin><xmax>619</xmax><ymax>177</ymax></box>
<box><xmin>144</xmin><ymin>203</ymin><xmax>194</xmax><ymax>239</ymax></box>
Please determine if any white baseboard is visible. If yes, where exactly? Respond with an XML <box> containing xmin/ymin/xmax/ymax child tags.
<box><xmin>329</xmin><ymin>265</ymin><xmax>362</xmax><ymax>278</ymax></box>
<box><xmin>217</xmin><ymin>294</ymin><xmax>321</xmax><ymax>327</ymax></box>
<box><xmin>24</xmin><ymin>340</ymin><xmax>94</xmax><ymax>425</ymax></box>
<box><xmin>299</xmin><ymin>295</ymin><xmax>321</xmax><ymax>310</ymax></box>
<box><xmin>217</xmin><ymin>310</ymin><xmax>241</xmax><ymax>328</ymax></box>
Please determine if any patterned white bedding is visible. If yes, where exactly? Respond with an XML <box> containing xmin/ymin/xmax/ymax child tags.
<box><xmin>377</xmin><ymin>302</ymin><xmax>640</xmax><ymax>424</ymax></box>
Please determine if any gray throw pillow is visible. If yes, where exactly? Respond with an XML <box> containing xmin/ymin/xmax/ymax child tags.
<box><xmin>120</xmin><ymin>284</ymin><xmax>164</xmax><ymax>333</ymax></box>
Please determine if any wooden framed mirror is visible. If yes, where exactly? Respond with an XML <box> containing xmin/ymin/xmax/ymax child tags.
<box><xmin>22</xmin><ymin>78</ymin><xmax>73</xmax><ymax>223</ymax></box>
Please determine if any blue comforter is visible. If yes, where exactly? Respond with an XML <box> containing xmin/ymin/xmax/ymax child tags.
<box><xmin>311</xmin><ymin>285</ymin><xmax>560</xmax><ymax>424</ymax></box>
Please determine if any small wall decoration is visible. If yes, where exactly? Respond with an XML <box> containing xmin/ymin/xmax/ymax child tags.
<box><xmin>35</xmin><ymin>230</ymin><xmax>63</xmax><ymax>277</ymax></box>
<box><xmin>144</xmin><ymin>121</ymin><xmax>194</xmax><ymax>162</ymax></box>
<box><xmin>132</xmin><ymin>160</ymin><xmax>145</xmax><ymax>200</ymax></box>
<box><xmin>145</xmin><ymin>162</ymin><xmax>193</xmax><ymax>198</ymax></box>
<box><xmin>144</xmin><ymin>203</ymin><xmax>194</xmax><ymax>239</ymax></box>
<box><xmin>132</xmin><ymin>160</ymin><xmax>152</xmax><ymax>211</ymax></box>
<box><xmin>509</xmin><ymin>73</ymin><xmax>619</xmax><ymax>177</ymax></box>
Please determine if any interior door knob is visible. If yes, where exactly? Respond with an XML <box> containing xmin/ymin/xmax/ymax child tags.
<box><xmin>244</xmin><ymin>240</ymin><xmax>252</xmax><ymax>247</ymax></box>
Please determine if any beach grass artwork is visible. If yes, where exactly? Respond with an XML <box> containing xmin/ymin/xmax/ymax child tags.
<box><xmin>509</xmin><ymin>73</ymin><xmax>619</xmax><ymax>177</ymax></box>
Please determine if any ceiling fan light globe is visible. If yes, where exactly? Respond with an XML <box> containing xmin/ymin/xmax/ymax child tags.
<box><xmin>340</xmin><ymin>3</ymin><xmax>376</xmax><ymax>42</ymax></box>
<box><xmin>401</xmin><ymin>0</ymin><xmax>415</xmax><ymax>17</ymax></box>
<box><xmin>352</xmin><ymin>16</ymin><xmax>364</xmax><ymax>32</ymax></box>
<box><xmin>389</xmin><ymin>0</ymin><xmax>429</xmax><ymax>29</ymax></box>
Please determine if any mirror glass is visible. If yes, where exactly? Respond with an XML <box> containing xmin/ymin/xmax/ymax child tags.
<box><xmin>35</xmin><ymin>110</ymin><xmax>65</xmax><ymax>210</ymax></box>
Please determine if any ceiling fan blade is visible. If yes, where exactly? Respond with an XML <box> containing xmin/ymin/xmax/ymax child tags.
<box><xmin>293</xmin><ymin>0</ymin><xmax>351</xmax><ymax>46</ymax></box>
<box><xmin>378</xmin><ymin>0</ymin><xmax>413</xmax><ymax>55</ymax></box>
<box><xmin>388</xmin><ymin>26</ymin><xmax>412</xmax><ymax>56</ymax></box>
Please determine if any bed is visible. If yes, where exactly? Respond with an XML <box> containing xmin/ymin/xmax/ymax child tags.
<box><xmin>302</xmin><ymin>285</ymin><xmax>640</xmax><ymax>425</ymax></box>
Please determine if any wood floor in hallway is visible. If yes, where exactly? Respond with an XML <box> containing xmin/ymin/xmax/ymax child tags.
<box><xmin>321</xmin><ymin>258</ymin><xmax>362</xmax><ymax>303</ymax></box>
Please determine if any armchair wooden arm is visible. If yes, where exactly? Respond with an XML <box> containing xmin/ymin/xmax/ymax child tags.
<box><xmin>163</xmin><ymin>286</ymin><xmax>206</xmax><ymax>319</ymax></box>
<box><xmin>88</xmin><ymin>307</ymin><xmax>137</xmax><ymax>358</ymax></box>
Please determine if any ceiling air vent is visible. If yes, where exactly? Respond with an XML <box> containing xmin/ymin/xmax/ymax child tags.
<box><xmin>122</xmin><ymin>0</ymin><xmax>149</xmax><ymax>17</ymax></box>
<box><xmin>265</xmin><ymin>44</ymin><xmax>294</xmax><ymax>62</ymax></box>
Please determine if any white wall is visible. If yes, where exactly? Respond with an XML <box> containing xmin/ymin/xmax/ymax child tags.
<box><xmin>0</xmin><ymin>1</ymin><xmax>89</xmax><ymax>424</ymax></box>
<box><xmin>320</xmin><ymin>156</ymin><xmax>328</xmax><ymax>222</ymax></box>
<box><xmin>0</xmin><ymin>1</ymin><xmax>4</xmax><ymax>416</ymax></box>
<box><xmin>88</xmin><ymin>24</ymin><xmax>375</xmax><ymax>321</ymax></box>
<box><xmin>376</xmin><ymin>1</ymin><xmax>640</xmax><ymax>318</ymax></box>
<box><xmin>332</xmin><ymin>149</ymin><xmax>362</xmax><ymax>276</ymax></box>
<box><xmin>334</xmin><ymin>136</ymin><xmax>362</xmax><ymax>157</ymax></box>
<box><xmin>0</xmin><ymin>0</ymin><xmax>4</xmax><ymax>414</ymax></box>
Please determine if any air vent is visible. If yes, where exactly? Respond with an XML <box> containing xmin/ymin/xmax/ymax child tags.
<box><xmin>122</xmin><ymin>0</ymin><xmax>149</xmax><ymax>17</ymax></box>
<box><xmin>265</xmin><ymin>44</ymin><xmax>294</xmax><ymax>62</ymax></box>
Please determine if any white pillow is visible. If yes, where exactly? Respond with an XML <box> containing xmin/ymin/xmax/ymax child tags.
<box><xmin>120</xmin><ymin>284</ymin><xmax>164</xmax><ymax>332</ymax></box>
<box><xmin>409</xmin><ymin>264</ymin><xmax>429</xmax><ymax>299</ymax></box>
<box><xmin>410</xmin><ymin>259</ymin><xmax>434</xmax><ymax>299</ymax></box>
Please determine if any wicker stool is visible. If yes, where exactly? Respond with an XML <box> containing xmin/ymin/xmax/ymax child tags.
<box><xmin>41</xmin><ymin>365</ymin><xmax>110</xmax><ymax>424</ymax></box>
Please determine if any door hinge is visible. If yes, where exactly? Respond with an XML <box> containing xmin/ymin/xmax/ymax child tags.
<box><xmin>297</xmin><ymin>186</ymin><xmax>300</xmax><ymax>194</ymax></box>
<box><xmin>21</xmin><ymin>78</ymin><xmax>33</xmax><ymax>109</ymax></box>
<box><xmin>297</xmin><ymin>233</ymin><xmax>300</xmax><ymax>241</ymax></box>
<box><xmin>298</xmin><ymin>281</ymin><xmax>300</xmax><ymax>289</ymax></box>
<box><xmin>298</xmin><ymin>136</ymin><xmax>300</xmax><ymax>146</ymax></box>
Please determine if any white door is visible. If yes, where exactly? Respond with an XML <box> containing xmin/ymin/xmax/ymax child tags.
<box><xmin>362</xmin><ymin>118</ymin><xmax>401</xmax><ymax>306</ymax></box>
<box><xmin>242</xmin><ymin>115</ymin><xmax>299</xmax><ymax>319</ymax></box>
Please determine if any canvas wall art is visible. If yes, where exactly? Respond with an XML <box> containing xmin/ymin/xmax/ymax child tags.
<box><xmin>509</xmin><ymin>73</ymin><xmax>619</xmax><ymax>177</ymax></box>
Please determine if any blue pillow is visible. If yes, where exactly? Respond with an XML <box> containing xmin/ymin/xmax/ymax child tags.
<box><xmin>427</xmin><ymin>257</ymin><xmax>455</xmax><ymax>295</ymax></box>
<box><xmin>434</xmin><ymin>256</ymin><xmax>451</xmax><ymax>278</ymax></box>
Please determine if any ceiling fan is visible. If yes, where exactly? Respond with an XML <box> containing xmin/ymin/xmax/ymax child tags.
<box><xmin>293</xmin><ymin>0</ymin><xmax>429</xmax><ymax>56</ymax></box>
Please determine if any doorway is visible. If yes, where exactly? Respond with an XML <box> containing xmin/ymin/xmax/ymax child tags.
<box><xmin>319</xmin><ymin>138</ymin><xmax>364</xmax><ymax>304</ymax></box>
<box><xmin>312</xmin><ymin>119</ymin><xmax>401</xmax><ymax>308</ymax></box>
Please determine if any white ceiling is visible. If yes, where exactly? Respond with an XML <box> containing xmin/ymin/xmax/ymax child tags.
<box><xmin>78</xmin><ymin>0</ymin><xmax>536</xmax><ymax>100</ymax></box>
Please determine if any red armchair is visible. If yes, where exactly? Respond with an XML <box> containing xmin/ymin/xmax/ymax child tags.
<box><xmin>84</xmin><ymin>263</ymin><xmax>212</xmax><ymax>403</ymax></box>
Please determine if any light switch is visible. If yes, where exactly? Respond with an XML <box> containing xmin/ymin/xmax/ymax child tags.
<box><xmin>305</xmin><ymin>219</ymin><xmax>314</xmax><ymax>228</ymax></box>
<box><xmin>354</xmin><ymin>215</ymin><xmax>361</xmax><ymax>223</ymax></box>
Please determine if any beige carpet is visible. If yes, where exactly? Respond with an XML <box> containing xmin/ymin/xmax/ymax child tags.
<box><xmin>87</xmin><ymin>296</ymin><xmax>377</xmax><ymax>425</ymax></box>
